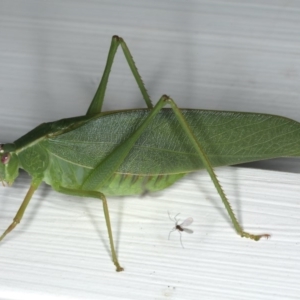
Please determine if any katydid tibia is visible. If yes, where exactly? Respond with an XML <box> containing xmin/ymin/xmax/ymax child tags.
<box><xmin>2</xmin><ymin>35</ymin><xmax>300</xmax><ymax>272</ymax></box>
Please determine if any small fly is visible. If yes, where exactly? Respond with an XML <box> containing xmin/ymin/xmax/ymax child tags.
<box><xmin>168</xmin><ymin>212</ymin><xmax>193</xmax><ymax>248</ymax></box>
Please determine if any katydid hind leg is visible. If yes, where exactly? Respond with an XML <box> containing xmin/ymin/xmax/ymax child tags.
<box><xmin>57</xmin><ymin>186</ymin><xmax>124</xmax><ymax>272</ymax></box>
<box><xmin>87</xmin><ymin>35</ymin><xmax>153</xmax><ymax>116</ymax></box>
<box><xmin>0</xmin><ymin>183</ymin><xmax>40</xmax><ymax>242</ymax></box>
<box><xmin>161</xmin><ymin>96</ymin><xmax>270</xmax><ymax>241</ymax></box>
<box><xmin>122</xmin><ymin>94</ymin><xmax>269</xmax><ymax>241</ymax></box>
<box><xmin>119</xmin><ymin>37</ymin><xmax>153</xmax><ymax>109</ymax></box>
<box><xmin>88</xmin><ymin>94</ymin><xmax>269</xmax><ymax>241</ymax></box>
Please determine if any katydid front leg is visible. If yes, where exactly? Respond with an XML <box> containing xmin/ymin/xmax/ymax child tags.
<box><xmin>57</xmin><ymin>186</ymin><xmax>124</xmax><ymax>272</ymax></box>
<box><xmin>0</xmin><ymin>181</ymin><xmax>41</xmax><ymax>242</ymax></box>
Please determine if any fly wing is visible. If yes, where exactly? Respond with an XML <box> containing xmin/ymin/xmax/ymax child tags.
<box><xmin>182</xmin><ymin>228</ymin><xmax>193</xmax><ymax>234</ymax></box>
<box><xmin>180</xmin><ymin>217</ymin><xmax>193</xmax><ymax>227</ymax></box>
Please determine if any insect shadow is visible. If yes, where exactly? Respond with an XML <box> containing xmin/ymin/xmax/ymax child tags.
<box><xmin>168</xmin><ymin>212</ymin><xmax>193</xmax><ymax>248</ymax></box>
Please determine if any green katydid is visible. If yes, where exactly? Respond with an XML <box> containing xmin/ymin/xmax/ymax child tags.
<box><xmin>1</xmin><ymin>35</ymin><xmax>299</xmax><ymax>272</ymax></box>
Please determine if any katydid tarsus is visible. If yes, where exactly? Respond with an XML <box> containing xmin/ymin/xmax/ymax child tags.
<box><xmin>2</xmin><ymin>35</ymin><xmax>300</xmax><ymax>272</ymax></box>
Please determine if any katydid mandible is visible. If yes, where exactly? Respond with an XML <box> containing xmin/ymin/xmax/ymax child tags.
<box><xmin>1</xmin><ymin>35</ymin><xmax>300</xmax><ymax>272</ymax></box>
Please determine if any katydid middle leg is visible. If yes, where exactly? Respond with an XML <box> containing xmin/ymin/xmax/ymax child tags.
<box><xmin>57</xmin><ymin>186</ymin><xmax>124</xmax><ymax>272</ymax></box>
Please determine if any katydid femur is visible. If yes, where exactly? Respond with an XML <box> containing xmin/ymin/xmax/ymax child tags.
<box><xmin>7</xmin><ymin>35</ymin><xmax>300</xmax><ymax>271</ymax></box>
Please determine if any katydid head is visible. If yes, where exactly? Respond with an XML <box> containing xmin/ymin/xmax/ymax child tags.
<box><xmin>0</xmin><ymin>144</ymin><xmax>19</xmax><ymax>186</ymax></box>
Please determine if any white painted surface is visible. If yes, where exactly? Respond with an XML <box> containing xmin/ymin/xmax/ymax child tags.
<box><xmin>1</xmin><ymin>1</ymin><xmax>300</xmax><ymax>299</ymax></box>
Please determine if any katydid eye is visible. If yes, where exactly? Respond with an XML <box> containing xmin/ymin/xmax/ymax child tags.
<box><xmin>1</xmin><ymin>153</ymin><xmax>10</xmax><ymax>164</ymax></box>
